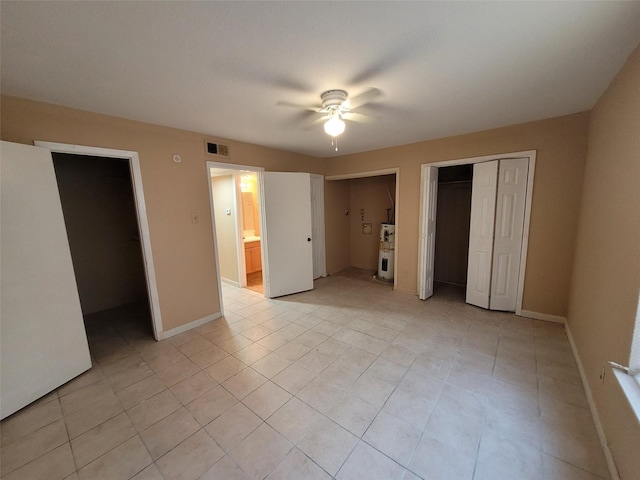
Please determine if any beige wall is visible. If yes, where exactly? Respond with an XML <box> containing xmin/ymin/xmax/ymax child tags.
<box><xmin>324</xmin><ymin>179</ymin><xmax>351</xmax><ymax>274</ymax></box>
<box><xmin>566</xmin><ymin>45</ymin><xmax>640</xmax><ymax>479</ymax></box>
<box><xmin>325</xmin><ymin>112</ymin><xmax>589</xmax><ymax>315</ymax></box>
<box><xmin>348</xmin><ymin>175</ymin><xmax>396</xmax><ymax>271</ymax></box>
<box><xmin>1</xmin><ymin>95</ymin><xmax>589</xmax><ymax>323</ymax></box>
<box><xmin>1</xmin><ymin>96</ymin><xmax>318</xmax><ymax>332</ymax></box>
<box><xmin>211</xmin><ymin>175</ymin><xmax>239</xmax><ymax>284</ymax></box>
<box><xmin>1</xmin><ymin>93</ymin><xmax>592</xmax><ymax>323</ymax></box>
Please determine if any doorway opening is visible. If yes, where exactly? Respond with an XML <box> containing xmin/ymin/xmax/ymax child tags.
<box><xmin>51</xmin><ymin>152</ymin><xmax>155</xmax><ymax>343</ymax></box>
<box><xmin>241</xmin><ymin>172</ymin><xmax>264</xmax><ymax>294</ymax></box>
<box><xmin>207</xmin><ymin>163</ymin><xmax>325</xmax><ymax>313</ymax></box>
<box><xmin>433</xmin><ymin>164</ymin><xmax>472</xmax><ymax>301</ymax></box>
<box><xmin>326</xmin><ymin>168</ymin><xmax>399</xmax><ymax>288</ymax></box>
<box><xmin>209</xmin><ymin>166</ymin><xmax>264</xmax><ymax>294</ymax></box>
<box><xmin>36</xmin><ymin>141</ymin><xmax>163</xmax><ymax>339</ymax></box>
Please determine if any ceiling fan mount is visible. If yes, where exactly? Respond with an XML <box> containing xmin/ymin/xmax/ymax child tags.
<box><xmin>277</xmin><ymin>87</ymin><xmax>381</xmax><ymax>151</ymax></box>
<box><xmin>320</xmin><ymin>89</ymin><xmax>349</xmax><ymax>111</ymax></box>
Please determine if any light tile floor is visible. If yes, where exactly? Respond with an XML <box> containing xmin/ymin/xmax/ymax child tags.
<box><xmin>0</xmin><ymin>269</ymin><xmax>610</xmax><ymax>480</ymax></box>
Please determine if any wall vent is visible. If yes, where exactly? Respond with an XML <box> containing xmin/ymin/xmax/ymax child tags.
<box><xmin>204</xmin><ymin>141</ymin><xmax>229</xmax><ymax>157</ymax></box>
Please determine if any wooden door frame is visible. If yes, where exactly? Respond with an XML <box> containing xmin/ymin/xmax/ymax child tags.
<box><xmin>35</xmin><ymin>141</ymin><xmax>164</xmax><ymax>340</ymax></box>
<box><xmin>417</xmin><ymin>150</ymin><xmax>536</xmax><ymax>316</ymax></box>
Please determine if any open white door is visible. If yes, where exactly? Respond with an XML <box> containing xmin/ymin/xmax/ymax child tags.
<box><xmin>466</xmin><ymin>160</ymin><xmax>498</xmax><ymax>309</ymax></box>
<box><xmin>419</xmin><ymin>167</ymin><xmax>439</xmax><ymax>300</ymax></box>
<box><xmin>1</xmin><ymin>141</ymin><xmax>92</xmax><ymax>419</ymax></box>
<box><xmin>490</xmin><ymin>158</ymin><xmax>529</xmax><ymax>311</ymax></box>
<box><xmin>261</xmin><ymin>172</ymin><xmax>314</xmax><ymax>298</ymax></box>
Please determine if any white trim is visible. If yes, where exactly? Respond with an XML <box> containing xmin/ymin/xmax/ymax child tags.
<box><xmin>611</xmin><ymin>369</ymin><xmax>640</xmax><ymax>424</ymax></box>
<box><xmin>516</xmin><ymin>153</ymin><xmax>536</xmax><ymax>316</ymax></box>
<box><xmin>519</xmin><ymin>310</ymin><xmax>566</xmax><ymax>324</ymax></box>
<box><xmin>565</xmin><ymin>323</ymin><xmax>620</xmax><ymax>480</ymax></box>
<box><xmin>393</xmin><ymin>168</ymin><xmax>400</xmax><ymax>290</ymax></box>
<box><xmin>208</xmin><ymin>161</ymin><xmax>265</xmax><ymax>173</ymax></box>
<box><xmin>417</xmin><ymin>166</ymin><xmax>429</xmax><ymax>299</ymax></box>
<box><xmin>159</xmin><ymin>312</ymin><xmax>223</xmax><ymax>340</ymax></box>
<box><xmin>326</xmin><ymin>167</ymin><xmax>400</xmax><ymax>289</ymax></box>
<box><xmin>417</xmin><ymin>150</ymin><xmax>536</xmax><ymax>315</ymax></box>
<box><xmin>35</xmin><ymin>141</ymin><xmax>164</xmax><ymax>340</ymax></box>
<box><xmin>421</xmin><ymin>150</ymin><xmax>537</xmax><ymax>169</ymax></box>
<box><xmin>207</xmin><ymin>163</ymin><xmax>228</xmax><ymax>318</ymax></box>
<box><xmin>233</xmin><ymin>173</ymin><xmax>247</xmax><ymax>288</ymax></box>
<box><xmin>310</xmin><ymin>174</ymin><xmax>327</xmax><ymax>279</ymax></box>
<box><xmin>257</xmin><ymin>171</ymin><xmax>270</xmax><ymax>298</ymax></box>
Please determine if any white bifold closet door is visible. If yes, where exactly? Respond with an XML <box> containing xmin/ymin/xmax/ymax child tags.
<box><xmin>1</xmin><ymin>141</ymin><xmax>92</xmax><ymax>419</ymax></box>
<box><xmin>418</xmin><ymin>167</ymin><xmax>439</xmax><ymax>300</ymax></box>
<box><xmin>466</xmin><ymin>158</ymin><xmax>528</xmax><ymax>311</ymax></box>
<box><xmin>466</xmin><ymin>161</ymin><xmax>499</xmax><ymax>308</ymax></box>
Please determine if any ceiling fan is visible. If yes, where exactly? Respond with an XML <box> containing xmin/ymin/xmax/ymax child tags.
<box><xmin>278</xmin><ymin>88</ymin><xmax>382</xmax><ymax>151</ymax></box>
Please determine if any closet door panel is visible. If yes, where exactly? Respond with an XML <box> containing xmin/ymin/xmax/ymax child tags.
<box><xmin>490</xmin><ymin>158</ymin><xmax>529</xmax><ymax>311</ymax></box>
<box><xmin>466</xmin><ymin>161</ymin><xmax>498</xmax><ymax>309</ymax></box>
<box><xmin>419</xmin><ymin>167</ymin><xmax>438</xmax><ymax>300</ymax></box>
<box><xmin>1</xmin><ymin>141</ymin><xmax>91</xmax><ymax>419</ymax></box>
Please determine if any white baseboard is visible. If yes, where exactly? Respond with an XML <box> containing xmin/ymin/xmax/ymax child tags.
<box><xmin>565</xmin><ymin>322</ymin><xmax>620</xmax><ymax>480</ymax></box>
<box><xmin>519</xmin><ymin>309</ymin><xmax>566</xmax><ymax>324</ymax></box>
<box><xmin>158</xmin><ymin>312</ymin><xmax>223</xmax><ymax>340</ymax></box>
<box><xmin>221</xmin><ymin>278</ymin><xmax>241</xmax><ymax>287</ymax></box>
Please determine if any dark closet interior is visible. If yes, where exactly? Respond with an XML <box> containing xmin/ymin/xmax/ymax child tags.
<box><xmin>52</xmin><ymin>153</ymin><xmax>149</xmax><ymax>319</ymax></box>
<box><xmin>434</xmin><ymin>164</ymin><xmax>472</xmax><ymax>287</ymax></box>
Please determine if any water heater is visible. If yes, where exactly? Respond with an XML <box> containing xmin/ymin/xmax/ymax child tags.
<box><xmin>378</xmin><ymin>223</ymin><xmax>395</xmax><ymax>280</ymax></box>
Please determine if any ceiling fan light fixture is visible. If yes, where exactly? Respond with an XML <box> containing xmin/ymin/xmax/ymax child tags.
<box><xmin>324</xmin><ymin>113</ymin><xmax>345</xmax><ymax>137</ymax></box>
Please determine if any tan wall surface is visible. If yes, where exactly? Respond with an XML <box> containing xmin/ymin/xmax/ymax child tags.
<box><xmin>1</xmin><ymin>96</ymin><xmax>589</xmax><ymax>321</ymax></box>
<box><xmin>325</xmin><ymin>113</ymin><xmax>589</xmax><ymax>314</ymax></box>
<box><xmin>324</xmin><ymin>180</ymin><xmax>351</xmax><ymax>274</ymax></box>
<box><xmin>211</xmin><ymin>175</ymin><xmax>239</xmax><ymax>284</ymax></box>
<box><xmin>1</xmin><ymin>96</ymin><xmax>318</xmax><ymax>332</ymax></box>
<box><xmin>349</xmin><ymin>175</ymin><xmax>396</xmax><ymax>271</ymax></box>
<box><xmin>566</xmin><ymin>46</ymin><xmax>640</xmax><ymax>479</ymax></box>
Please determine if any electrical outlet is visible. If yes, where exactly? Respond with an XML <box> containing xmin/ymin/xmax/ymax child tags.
<box><xmin>191</xmin><ymin>213</ymin><xmax>199</xmax><ymax>224</ymax></box>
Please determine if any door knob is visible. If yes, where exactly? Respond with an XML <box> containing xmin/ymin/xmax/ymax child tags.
<box><xmin>307</xmin><ymin>237</ymin><xmax>311</xmax><ymax>242</ymax></box>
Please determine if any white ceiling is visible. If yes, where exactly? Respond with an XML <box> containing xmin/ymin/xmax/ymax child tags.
<box><xmin>2</xmin><ymin>2</ymin><xmax>640</xmax><ymax>158</ymax></box>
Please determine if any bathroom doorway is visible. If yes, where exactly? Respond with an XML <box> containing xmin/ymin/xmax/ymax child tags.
<box><xmin>209</xmin><ymin>166</ymin><xmax>264</xmax><ymax>293</ymax></box>
<box><xmin>239</xmin><ymin>172</ymin><xmax>263</xmax><ymax>293</ymax></box>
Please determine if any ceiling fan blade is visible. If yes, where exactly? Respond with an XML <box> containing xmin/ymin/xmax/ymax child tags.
<box><xmin>348</xmin><ymin>34</ymin><xmax>424</xmax><ymax>85</ymax></box>
<box><xmin>348</xmin><ymin>88</ymin><xmax>382</xmax><ymax>110</ymax></box>
<box><xmin>305</xmin><ymin>118</ymin><xmax>326</xmax><ymax>131</ymax></box>
<box><xmin>276</xmin><ymin>100</ymin><xmax>319</xmax><ymax>112</ymax></box>
<box><xmin>343</xmin><ymin>112</ymin><xmax>373</xmax><ymax>123</ymax></box>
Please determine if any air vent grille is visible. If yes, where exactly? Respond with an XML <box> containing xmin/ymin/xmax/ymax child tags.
<box><xmin>205</xmin><ymin>141</ymin><xmax>229</xmax><ymax>157</ymax></box>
